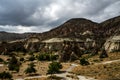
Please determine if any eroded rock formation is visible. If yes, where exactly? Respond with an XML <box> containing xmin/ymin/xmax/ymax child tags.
<box><xmin>104</xmin><ymin>35</ymin><xmax>120</xmax><ymax>52</ymax></box>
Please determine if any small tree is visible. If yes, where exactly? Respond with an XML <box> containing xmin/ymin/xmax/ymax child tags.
<box><xmin>24</xmin><ymin>63</ymin><xmax>36</xmax><ymax>75</ymax></box>
<box><xmin>37</xmin><ymin>54</ymin><xmax>58</xmax><ymax>61</ymax></box>
<box><xmin>9</xmin><ymin>56</ymin><xmax>17</xmax><ymax>64</ymax></box>
<box><xmin>28</xmin><ymin>56</ymin><xmax>35</xmax><ymax>61</ymax></box>
<box><xmin>47</xmin><ymin>62</ymin><xmax>62</xmax><ymax>75</ymax></box>
<box><xmin>29</xmin><ymin>52</ymin><xmax>34</xmax><ymax>55</ymax></box>
<box><xmin>8</xmin><ymin>56</ymin><xmax>21</xmax><ymax>72</ymax></box>
<box><xmin>20</xmin><ymin>57</ymin><xmax>24</xmax><ymax>62</ymax></box>
<box><xmin>0</xmin><ymin>58</ymin><xmax>3</xmax><ymax>62</ymax></box>
<box><xmin>50</xmin><ymin>55</ymin><xmax>58</xmax><ymax>61</ymax></box>
<box><xmin>80</xmin><ymin>58</ymin><xmax>90</xmax><ymax>66</ymax></box>
<box><xmin>0</xmin><ymin>71</ymin><xmax>12</xmax><ymax>79</ymax></box>
<box><xmin>37</xmin><ymin>54</ymin><xmax>45</xmax><ymax>61</ymax></box>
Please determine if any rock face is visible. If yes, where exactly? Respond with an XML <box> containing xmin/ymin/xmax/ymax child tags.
<box><xmin>100</xmin><ymin>16</ymin><xmax>120</xmax><ymax>38</ymax></box>
<box><xmin>104</xmin><ymin>35</ymin><xmax>120</xmax><ymax>52</ymax></box>
<box><xmin>0</xmin><ymin>41</ymin><xmax>25</xmax><ymax>54</ymax></box>
<box><xmin>24</xmin><ymin>37</ymin><xmax>40</xmax><ymax>50</ymax></box>
<box><xmin>17</xmin><ymin>16</ymin><xmax>120</xmax><ymax>61</ymax></box>
<box><xmin>42</xmin><ymin>38</ymin><xmax>83</xmax><ymax>43</ymax></box>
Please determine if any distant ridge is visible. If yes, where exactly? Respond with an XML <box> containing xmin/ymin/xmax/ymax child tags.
<box><xmin>0</xmin><ymin>15</ymin><xmax>120</xmax><ymax>42</ymax></box>
<box><xmin>0</xmin><ymin>31</ymin><xmax>31</xmax><ymax>41</ymax></box>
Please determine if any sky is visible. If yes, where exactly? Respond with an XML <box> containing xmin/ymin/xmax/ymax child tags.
<box><xmin>0</xmin><ymin>0</ymin><xmax>120</xmax><ymax>33</ymax></box>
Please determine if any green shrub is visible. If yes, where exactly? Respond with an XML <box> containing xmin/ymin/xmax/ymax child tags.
<box><xmin>37</xmin><ymin>54</ymin><xmax>58</xmax><ymax>61</ymax></box>
<box><xmin>24</xmin><ymin>63</ymin><xmax>36</xmax><ymax>75</ymax></box>
<box><xmin>28</xmin><ymin>56</ymin><xmax>35</xmax><ymax>61</ymax></box>
<box><xmin>20</xmin><ymin>57</ymin><xmax>24</xmax><ymax>62</ymax></box>
<box><xmin>37</xmin><ymin>54</ymin><xmax>47</xmax><ymax>61</ymax></box>
<box><xmin>8</xmin><ymin>56</ymin><xmax>20</xmax><ymax>72</ymax></box>
<box><xmin>0</xmin><ymin>71</ymin><xmax>12</xmax><ymax>79</ymax></box>
<box><xmin>111</xmin><ymin>49</ymin><xmax>120</xmax><ymax>53</ymax></box>
<box><xmin>8</xmin><ymin>63</ymin><xmax>20</xmax><ymax>72</ymax></box>
<box><xmin>0</xmin><ymin>58</ymin><xmax>3</xmax><ymax>62</ymax></box>
<box><xmin>47</xmin><ymin>61</ymin><xmax>62</xmax><ymax>74</ymax></box>
<box><xmin>80</xmin><ymin>58</ymin><xmax>90</xmax><ymax>66</ymax></box>
<box><xmin>29</xmin><ymin>52</ymin><xmax>34</xmax><ymax>55</ymax></box>
<box><xmin>51</xmin><ymin>55</ymin><xmax>59</xmax><ymax>61</ymax></box>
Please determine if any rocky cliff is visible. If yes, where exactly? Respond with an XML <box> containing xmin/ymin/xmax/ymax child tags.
<box><xmin>104</xmin><ymin>34</ymin><xmax>120</xmax><ymax>52</ymax></box>
<box><xmin>101</xmin><ymin>16</ymin><xmax>120</xmax><ymax>52</ymax></box>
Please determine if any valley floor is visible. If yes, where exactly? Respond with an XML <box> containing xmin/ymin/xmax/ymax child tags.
<box><xmin>0</xmin><ymin>52</ymin><xmax>120</xmax><ymax>80</ymax></box>
<box><xmin>15</xmin><ymin>59</ymin><xmax>120</xmax><ymax>80</ymax></box>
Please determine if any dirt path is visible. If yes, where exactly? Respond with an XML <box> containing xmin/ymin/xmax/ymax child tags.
<box><xmin>94</xmin><ymin>59</ymin><xmax>120</xmax><ymax>65</ymax></box>
<box><xmin>16</xmin><ymin>75</ymin><xmax>46</xmax><ymax>80</ymax></box>
<box><xmin>101</xmin><ymin>59</ymin><xmax>120</xmax><ymax>64</ymax></box>
<box><xmin>0</xmin><ymin>64</ymin><xmax>4</xmax><ymax>67</ymax></box>
<box><xmin>54</xmin><ymin>64</ymin><xmax>78</xmax><ymax>80</ymax></box>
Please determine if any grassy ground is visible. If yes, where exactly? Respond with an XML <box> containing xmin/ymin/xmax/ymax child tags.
<box><xmin>72</xmin><ymin>62</ymin><xmax>120</xmax><ymax>80</ymax></box>
<box><xmin>0</xmin><ymin>52</ymin><xmax>119</xmax><ymax>79</ymax></box>
<box><xmin>8</xmin><ymin>61</ymin><xmax>70</xmax><ymax>79</ymax></box>
<box><xmin>0</xmin><ymin>53</ymin><xmax>71</xmax><ymax>79</ymax></box>
<box><xmin>85</xmin><ymin>52</ymin><xmax>120</xmax><ymax>64</ymax></box>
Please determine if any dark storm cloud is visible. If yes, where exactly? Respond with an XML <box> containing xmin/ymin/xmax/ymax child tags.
<box><xmin>0</xmin><ymin>0</ymin><xmax>120</xmax><ymax>33</ymax></box>
<box><xmin>0</xmin><ymin>0</ymin><xmax>45</xmax><ymax>25</ymax></box>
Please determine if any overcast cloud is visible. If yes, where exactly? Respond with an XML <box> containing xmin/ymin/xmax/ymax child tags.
<box><xmin>0</xmin><ymin>0</ymin><xmax>120</xmax><ymax>33</ymax></box>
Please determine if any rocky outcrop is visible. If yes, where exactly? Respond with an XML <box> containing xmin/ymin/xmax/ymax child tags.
<box><xmin>23</xmin><ymin>36</ymin><xmax>99</xmax><ymax>62</ymax></box>
<box><xmin>59</xmin><ymin>41</ymin><xmax>82</xmax><ymax>62</ymax></box>
<box><xmin>84</xmin><ymin>38</ymin><xmax>96</xmax><ymax>49</ymax></box>
<box><xmin>24</xmin><ymin>37</ymin><xmax>40</xmax><ymax>51</ymax></box>
<box><xmin>82</xmin><ymin>30</ymin><xmax>93</xmax><ymax>35</ymax></box>
<box><xmin>1</xmin><ymin>16</ymin><xmax>120</xmax><ymax>62</ymax></box>
<box><xmin>42</xmin><ymin>38</ymin><xmax>83</xmax><ymax>43</ymax></box>
<box><xmin>0</xmin><ymin>41</ymin><xmax>25</xmax><ymax>54</ymax></box>
<box><xmin>100</xmin><ymin>16</ymin><xmax>120</xmax><ymax>38</ymax></box>
<box><xmin>104</xmin><ymin>35</ymin><xmax>120</xmax><ymax>52</ymax></box>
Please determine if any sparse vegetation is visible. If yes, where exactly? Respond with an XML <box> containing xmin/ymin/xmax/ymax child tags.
<box><xmin>0</xmin><ymin>71</ymin><xmax>12</xmax><ymax>79</ymax></box>
<box><xmin>37</xmin><ymin>53</ymin><xmax>58</xmax><ymax>61</ymax></box>
<box><xmin>20</xmin><ymin>57</ymin><xmax>24</xmax><ymax>62</ymax></box>
<box><xmin>111</xmin><ymin>49</ymin><xmax>120</xmax><ymax>53</ymax></box>
<box><xmin>24</xmin><ymin>63</ymin><xmax>36</xmax><ymax>75</ymax></box>
<box><xmin>28</xmin><ymin>56</ymin><xmax>35</xmax><ymax>61</ymax></box>
<box><xmin>72</xmin><ymin>61</ymin><xmax>120</xmax><ymax>80</ymax></box>
<box><xmin>80</xmin><ymin>58</ymin><xmax>90</xmax><ymax>66</ymax></box>
<box><xmin>0</xmin><ymin>58</ymin><xmax>3</xmax><ymax>62</ymax></box>
<box><xmin>29</xmin><ymin>51</ymin><xmax>34</xmax><ymax>55</ymax></box>
<box><xmin>47</xmin><ymin>61</ymin><xmax>62</xmax><ymax>74</ymax></box>
<box><xmin>8</xmin><ymin>56</ymin><xmax>21</xmax><ymax>72</ymax></box>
